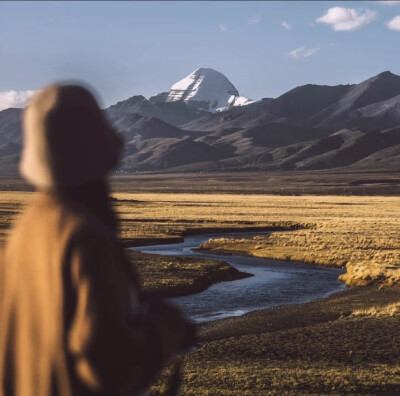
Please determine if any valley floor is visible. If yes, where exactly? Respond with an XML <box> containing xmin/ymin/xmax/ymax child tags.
<box><xmin>1</xmin><ymin>170</ymin><xmax>400</xmax><ymax>195</ymax></box>
<box><xmin>113</xmin><ymin>171</ymin><xmax>400</xmax><ymax>195</ymax></box>
<box><xmin>1</xmin><ymin>188</ymin><xmax>400</xmax><ymax>394</ymax></box>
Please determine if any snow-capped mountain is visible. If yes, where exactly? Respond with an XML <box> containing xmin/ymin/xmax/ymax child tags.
<box><xmin>150</xmin><ymin>68</ymin><xmax>254</xmax><ymax>113</ymax></box>
<box><xmin>4</xmin><ymin>70</ymin><xmax>400</xmax><ymax>175</ymax></box>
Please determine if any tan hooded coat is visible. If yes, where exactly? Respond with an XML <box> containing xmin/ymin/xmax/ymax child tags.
<box><xmin>0</xmin><ymin>193</ymin><xmax>160</xmax><ymax>396</ymax></box>
<box><xmin>0</xmin><ymin>85</ymin><xmax>189</xmax><ymax>396</ymax></box>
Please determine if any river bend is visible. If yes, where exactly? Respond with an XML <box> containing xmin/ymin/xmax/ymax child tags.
<box><xmin>131</xmin><ymin>231</ymin><xmax>346</xmax><ymax>323</ymax></box>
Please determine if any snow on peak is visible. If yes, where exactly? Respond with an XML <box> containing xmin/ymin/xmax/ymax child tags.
<box><xmin>152</xmin><ymin>68</ymin><xmax>253</xmax><ymax>112</ymax></box>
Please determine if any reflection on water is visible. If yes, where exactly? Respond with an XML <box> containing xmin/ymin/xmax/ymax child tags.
<box><xmin>131</xmin><ymin>232</ymin><xmax>346</xmax><ymax>323</ymax></box>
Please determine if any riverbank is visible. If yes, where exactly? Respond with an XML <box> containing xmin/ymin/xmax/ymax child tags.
<box><xmin>4</xmin><ymin>190</ymin><xmax>386</xmax><ymax>306</ymax></box>
<box><xmin>194</xmin><ymin>195</ymin><xmax>400</xmax><ymax>287</ymax></box>
<box><xmin>134</xmin><ymin>232</ymin><xmax>344</xmax><ymax>323</ymax></box>
<box><xmin>128</xmin><ymin>235</ymin><xmax>400</xmax><ymax>395</ymax></box>
<box><xmin>127</xmin><ymin>250</ymin><xmax>251</xmax><ymax>299</ymax></box>
<box><xmin>151</xmin><ymin>286</ymin><xmax>400</xmax><ymax>395</ymax></box>
<box><xmin>2</xmin><ymin>192</ymin><xmax>399</xmax><ymax>287</ymax></box>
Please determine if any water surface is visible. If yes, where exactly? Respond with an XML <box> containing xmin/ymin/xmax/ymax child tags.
<box><xmin>131</xmin><ymin>231</ymin><xmax>346</xmax><ymax>323</ymax></box>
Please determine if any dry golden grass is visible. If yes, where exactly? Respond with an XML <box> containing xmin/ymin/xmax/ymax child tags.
<box><xmin>352</xmin><ymin>302</ymin><xmax>400</xmax><ymax>317</ymax></box>
<box><xmin>1</xmin><ymin>192</ymin><xmax>400</xmax><ymax>286</ymax></box>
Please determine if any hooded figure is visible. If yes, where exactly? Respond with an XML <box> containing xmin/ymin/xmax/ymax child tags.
<box><xmin>0</xmin><ymin>85</ymin><xmax>193</xmax><ymax>396</ymax></box>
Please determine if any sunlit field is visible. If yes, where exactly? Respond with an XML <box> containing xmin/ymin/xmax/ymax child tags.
<box><xmin>1</xmin><ymin>192</ymin><xmax>400</xmax><ymax>287</ymax></box>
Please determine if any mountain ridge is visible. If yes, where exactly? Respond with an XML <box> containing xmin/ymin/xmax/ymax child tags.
<box><xmin>2</xmin><ymin>69</ymin><xmax>400</xmax><ymax>174</ymax></box>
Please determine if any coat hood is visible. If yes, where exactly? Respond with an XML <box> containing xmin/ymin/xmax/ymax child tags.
<box><xmin>20</xmin><ymin>84</ymin><xmax>122</xmax><ymax>190</ymax></box>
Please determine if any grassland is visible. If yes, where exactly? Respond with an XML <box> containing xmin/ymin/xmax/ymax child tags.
<box><xmin>102</xmin><ymin>193</ymin><xmax>400</xmax><ymax>291</ymax></box>
<box><xmin>1</xmin><ymin>192</ymin><xmax>400</xmax><ymax>286</ymax></box>
<box><xmin>1</xmin><ymin>190</ymin><xmax>400</xmax><ymax>394</ymax></box>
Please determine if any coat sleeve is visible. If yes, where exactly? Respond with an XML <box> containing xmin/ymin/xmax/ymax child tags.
<box><xmin>65</xmin><ymin>225</ymin><xmax>184</xmax><ymax>394</ymax></box>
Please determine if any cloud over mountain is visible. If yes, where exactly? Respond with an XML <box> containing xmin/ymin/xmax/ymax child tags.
<box><xmin>219</xmin><ymin>24</ymin><xmax>227</xmax><ymax>32</ymax></box>
<box><xmin>249</xmin><ymin>15</ymin><xmax>261</xmax><ymax>24</ymax></box>
<box><xmin>387</xmin><ymin>15</ymin><xmax>400</xmax><ymax>30</ymax></box>
<box><xmin>316</xmin><ymin>7</ymin><xmax>376</xmax><ymax>31</ymax></box>
<box><xmin>288</xmin><ymin>46</ymin><xmax>320</xmax><ymax>59</ymax></box>
<box><xmin>0</xmin><ymin>90</ymin><xmax>36</xmax><ymax>111</ymax></box>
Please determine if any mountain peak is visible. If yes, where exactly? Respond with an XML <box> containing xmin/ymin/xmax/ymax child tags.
<box><xmin>377</xmin><ymin>70</ymin><xmax>395</xmax><ymax>77</ymax></box>
<box><xmin>108</xmin><ymin>95</ymin><xmax>147</xmax><ymax>113</ymax></box>
<box><xmin>150</xmin><ymin>68</ymin><xmax>253</xmax><ymax>112</ymax></box>
<box><xmin>365</xmin><ymin>70</ymin><xmax>400</xmax><ymax>84</ymax></box>
<box><xmin>192</xmin><ymin>67</ymin><xmax>222</xmax><ymax>75</ymax></box>
<box><xmin>346</xmin><ymin>70</ymin><xmax>400</xmax><ymax>109</ymax></box>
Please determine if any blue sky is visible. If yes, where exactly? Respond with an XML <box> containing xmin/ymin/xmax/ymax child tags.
<box><xmin>1</xmin><ymin>1</ymin><xmax>400</xmax><ymax>109</ymax></box>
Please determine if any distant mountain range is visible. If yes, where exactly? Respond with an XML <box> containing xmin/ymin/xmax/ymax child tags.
<box><xmin>2</xmin><ymin>68</ymin><xmax>400</xmax><ymax>174</ymax></box>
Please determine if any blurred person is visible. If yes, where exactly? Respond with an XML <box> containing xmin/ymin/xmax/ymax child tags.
<box><xmin>0</xmin><ymin>84</ymin><xmax>193</xmax><ymax>396</ymax></box>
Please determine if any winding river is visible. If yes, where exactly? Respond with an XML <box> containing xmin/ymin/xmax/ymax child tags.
<box><xmin>131</xmin><ymin>231</ymin><xmax>346</xmax><ymax>323</ymax></box>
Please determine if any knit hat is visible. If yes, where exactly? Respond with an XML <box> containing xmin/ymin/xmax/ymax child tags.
<box><xmin>20</xmin><ymin>84</ymin><xmax>122</xmax><ymax>189</ymax></box>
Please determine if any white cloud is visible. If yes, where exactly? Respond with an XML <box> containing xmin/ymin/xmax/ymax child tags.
<box><xmin>219</xmin><ymin>24</ymin><xmax>227</xmax><ymax>32</ymax></box>
<box><xmin>288</xmin><ymin>46</ymin><xmax>320</xmax><ymax>59</ymax></box>
<box><xmin>377</xmin><ymin>1</ymin><xmax>400</xmax><ymax>5</ymax></box>
<box><xmin>0</xmin><ymin>90</ymin><xmax>36</xmax><ymax>111</ymax></box>
<box><xmin>249</xmin><ymin>15</ymin><xmax>261</xmax><ymax>24</ymax></box>
<box><xmin>387</xmin><ymin>15</ymin><xmax>400</xmax><ymax>29</ymax></box>
<box><xmin>281</xmin><ymin>21</ymin><xmax>291</xmax><ymax>30</ymax></box>
<box><xmin>316</xmin><ymin>7</ymin><xmax>376</xmax><ymax>31</ymax></box>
